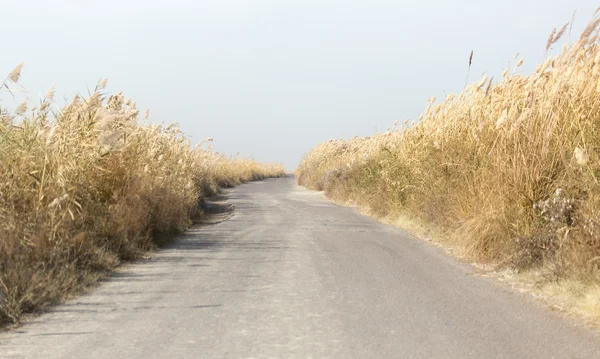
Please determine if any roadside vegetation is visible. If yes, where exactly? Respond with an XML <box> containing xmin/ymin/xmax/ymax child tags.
<box><xmin>297</xmin><ymin>12</ymin><xmax>600</xmax><ymax>322</ymax></box>
<box><xmin>0</xmin><ymin>69</ymin><xmax>285</xmax><ymax>326</ymax></box>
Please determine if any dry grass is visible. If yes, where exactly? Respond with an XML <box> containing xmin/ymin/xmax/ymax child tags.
<box><xmin>297</xmin><ymin>12</ymin><xmax>600</xmax><ymax>322</ymax></box>
<box><xmin>0</xmin><ymin>71</ymin><xmax>285</xmax><ymax>326</ymax></box>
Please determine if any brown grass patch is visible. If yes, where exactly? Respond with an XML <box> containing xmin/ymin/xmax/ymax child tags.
<box><xmin>296</xmin><ymin>12</ymin><xmax>600</xmax><ymax>323</ymax></box>
<box><xmin>0</xmin><ymin>72</ymin><xmax>285</xmax><ymax>326</ymax></box>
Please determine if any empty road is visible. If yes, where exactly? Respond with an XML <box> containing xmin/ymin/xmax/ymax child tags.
<box><xmin>1</xmin><ymin>176</ymin><xmax>599</xmax><ymax>358</ymax></box>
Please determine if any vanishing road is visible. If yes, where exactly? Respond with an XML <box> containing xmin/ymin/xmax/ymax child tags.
<box><xmin>1</xmin><ymin>176</ymin><xmax>600</xmax><ymax>358</ymax></box>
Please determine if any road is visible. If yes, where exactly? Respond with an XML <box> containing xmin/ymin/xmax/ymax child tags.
<box><xmin>1</xmin><ymin>176</ymin><xmax>599</xmax><ymax>358</ymax></box>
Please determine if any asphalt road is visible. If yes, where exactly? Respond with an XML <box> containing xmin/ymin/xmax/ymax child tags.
<box><xmin>1</xmin><ymin>176</ymin><xmax>600</xmax><ymax>358</ymax></box>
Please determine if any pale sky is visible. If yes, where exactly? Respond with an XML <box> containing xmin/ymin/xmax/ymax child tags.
<box><xmin>2</xmin><ymin>1</ymin><xmax>598</xmax><ymax>169</ymax></box>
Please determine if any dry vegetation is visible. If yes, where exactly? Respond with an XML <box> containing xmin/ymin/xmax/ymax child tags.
<box><xmin>297</xmin><ymin>13</ymin><xmax>600</xmax><ymax>320</ymax></box>
<box><xmin>0</xmin><ymin>69</ymin><xmax>285</xmax><ymax>326</ymax></box>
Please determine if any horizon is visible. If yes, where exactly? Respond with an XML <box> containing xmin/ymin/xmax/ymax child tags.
<box><xmin>2</xmin><ymin>0</ymin><xmax>598</xmax><ymax>170</ymax></box>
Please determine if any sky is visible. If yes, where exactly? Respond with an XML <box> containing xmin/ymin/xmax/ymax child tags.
<box><xmin>2</xmin><ymin>0</ymin><xmax>599</xmax><ymax>169</ymax></box>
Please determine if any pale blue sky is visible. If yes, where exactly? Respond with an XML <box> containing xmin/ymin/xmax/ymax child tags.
<box><xmin>2</xmin><ymin>1</ymin><xmax>598</xmax><ymax>169</ymax></box>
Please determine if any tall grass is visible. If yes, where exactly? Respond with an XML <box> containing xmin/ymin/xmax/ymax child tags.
<box><xmin>0</xmin><ymin>70</ymin><xmax>285</xmax><ymax>325</ymax></box>
<box><xmin>297</xmin><ymin>12</ymin><xmax>600</xmax><ymax>314</ymax></box>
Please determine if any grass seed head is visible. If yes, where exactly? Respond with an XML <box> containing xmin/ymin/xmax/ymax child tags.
<box><xmin>8</xmin><ymin>63</ymin><xmax>23</xmax><ymax>83</ymax></box>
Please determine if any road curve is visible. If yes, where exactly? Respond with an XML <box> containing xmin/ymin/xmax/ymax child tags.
<box><xmin>1</xmin><ymin>176</ymin><xmax>599</xmax><ymax>358</ymax></box>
